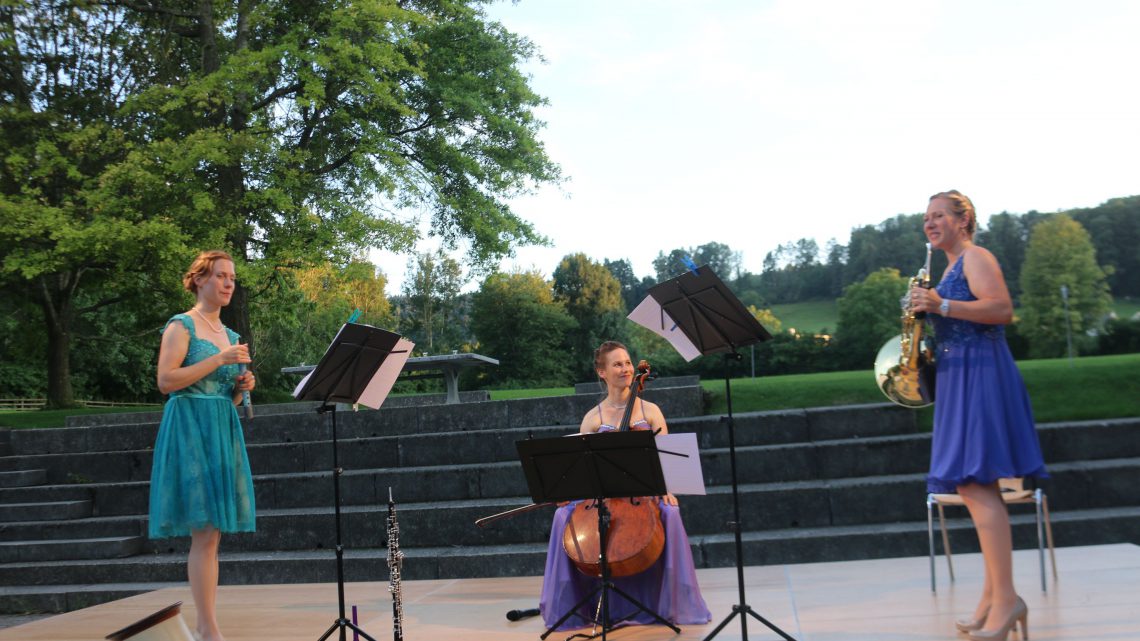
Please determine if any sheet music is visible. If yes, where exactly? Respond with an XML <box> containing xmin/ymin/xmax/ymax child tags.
<box><xmin>357</xmin><ymin>337</ymin><xmax>415</xmax><ymax>409</ymax></box>
<box><xmin>656</xmin><ymin>432</ymin><xmax>705</xmax><ymax>495</ymax></box>
<box><xmin>628</xmin><ymin>297</ymin><xmax>702</xmax><ymax>362</ymax></box>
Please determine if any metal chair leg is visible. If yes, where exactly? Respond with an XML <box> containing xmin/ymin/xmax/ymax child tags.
<box><xmin>927</xmin><ymin>495</ymin><xmax>937</xmax><ymax>592</ymax></box>
<box><xmin>1042</xmin><ymin>493</ymin><xmax>1058</xmax><ymax>581</ymax></box>
<box><xmin>1034</xmin><ymin>489</ymin><xmax>1047</xmax><ymax>592</ymax></box>
<box><xmin>937</xmin><ymin>502</ymin><xmax>955</xmax><ymax>582</ymax></box>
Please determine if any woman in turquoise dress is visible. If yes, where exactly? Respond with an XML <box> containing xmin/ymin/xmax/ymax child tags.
<box><xmin>909</xmin><ymin>191</ymin><xmax>1047</xmax><ymax>641</ymax></box>
<box><xmin>149</xmin><ymin>250</ymin><xmax>256</xmax><ymax>641</ymax></box>
<box><xmin>539</xmin><ymin>341</ymin><xmax>710</xmax><ymax>631</ymax></box>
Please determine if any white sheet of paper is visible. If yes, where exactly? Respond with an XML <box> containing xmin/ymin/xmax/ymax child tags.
<box><xmin>655</xmin><ymin>432</ymin><xmax>705</xmax><ymax>495</ymax></box>
<box><xmin>357</xmin><ymin>337</ymin><xmax>415</xmax><ymax>409</ymax></box>
<box><xmin>628</xmin><ymin>297</ymin><xmax>702</xmax><ymax>362</ymax></box>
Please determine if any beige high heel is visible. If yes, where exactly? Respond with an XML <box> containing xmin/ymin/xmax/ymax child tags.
<box><xmin>968</xmin><ymin>596</ymin><xmax>1028</xmax><ymax>641</ymax></box>
<box><xmin>955</xmin><ymin>605</ymin><xmax>989</xmax><ymax>633</ymax></box>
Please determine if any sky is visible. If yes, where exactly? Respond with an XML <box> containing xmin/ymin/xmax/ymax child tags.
<box><xmin>371</xmin><ymin>0</ymin><xmax>1140</xmax><ymax>292</ymax></box>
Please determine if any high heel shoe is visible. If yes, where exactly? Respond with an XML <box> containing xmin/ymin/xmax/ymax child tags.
<box><xmin>955</xmin><ymin>606</ymin><xmax>989</xmax><ymax>633</ymax></box>
<box><xmin>968</xmin><ymin>597</ymin><xmax>1028</xmax><ymax>641</ymax></box>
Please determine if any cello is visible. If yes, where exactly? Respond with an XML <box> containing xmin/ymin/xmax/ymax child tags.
<box><xmin>562</xmin><ymin>360</ymin><xmax>666</xmax><ymax>578</ymax></box>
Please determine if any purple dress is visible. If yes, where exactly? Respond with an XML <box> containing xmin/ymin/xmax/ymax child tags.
<box><xmin>538</xmin><ymin>419</ymin><xmax>711</xmax><ymax>630</ymax></box>
<box><xmin>926</xmin><ymin>255</ymin><xmax>1048</xmax><ymax>493</ymax></box>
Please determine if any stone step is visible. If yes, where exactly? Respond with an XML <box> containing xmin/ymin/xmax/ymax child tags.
<box><xmin>0</xmin><ymin>469</ymin><xmax>46</xmax><ymax>488</ymax></box>
<box><xmin>0</xmin><ymin>485</ymin><xmax>91</xmax><ymax>506</ymax></box>
<box><xmin>0</xmin><ymin>582</ymin><xmax>182</xmax><ymax>617</ymax></box>
<box><xmin>4</xmin><ymin>457</ymin><xmax>1136</xmax><ymax>556</ymax></box>
<box><xmin>0</xmin><ymin>500</ymin><xmax>91</xmax><ymax>522</ymax></box>
<box><xmin>0</xmin><ymin>536</ymin><xmax>143</xmax><ymax>563</ymax></box>
<box><xmin>3</xmin><ymin>505</ymin><xmax>1138</xmax><ymax>598</ymax></box>
<box><xmin>25</xmin><ymin>396</ymin><xmax>883</xmax><ymax>457</ymax></box>
<box><xmin>3</xmin><ymin>422</ymin><xmax>1137</xmax><ymax>521</ymax></box>
<box><xmin>8</xmin><ymin>414</ymin><xmax>1138</xmax><ymax>491</ymax></box>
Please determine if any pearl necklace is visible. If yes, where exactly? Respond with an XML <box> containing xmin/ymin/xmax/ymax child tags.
<box><xmin>192</xmin><ymin>308</ymin><xmax>224</xmax><ymax>334</ymax></box>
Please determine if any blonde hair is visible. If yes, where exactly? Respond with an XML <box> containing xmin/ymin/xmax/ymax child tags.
<box><xmin>930</xmin><ymin>190</ymin><xmax>977</xmax><ymax>237</ymax></box>
<box><xmin>594</xmin><ymin>340</ymin><xmax>629</xmax><ymax>373</ymax></box>
<box><xmin>183</xmin><ymin>250</ymin><xmax>234</xmax><ymax>294</ymax></box>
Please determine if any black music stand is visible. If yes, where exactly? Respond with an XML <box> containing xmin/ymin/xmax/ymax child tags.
<box><xmin>517</xmin><ymin>431</ymin><xmax>681</xmax><ymax>641</ymax></box>
<box><xmin>294</xmin><ymin>323</ymin><xmax>412</xmax><ymax>641</ymax></box>
<box><xmin>634</xmin><ymin>266</ymin><xmax>794</xmax><ymax>641</ymax></box>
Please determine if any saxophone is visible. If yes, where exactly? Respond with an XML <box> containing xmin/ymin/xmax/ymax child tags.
<box><xmin>386</xmin><ymin>487</ymin><xmax>405</xmax><ymax>641</ymax></box>
<box><xmin>874</xmin><ymin>243</ymin><xmax>937</xmax><ymax>407</ymax></box>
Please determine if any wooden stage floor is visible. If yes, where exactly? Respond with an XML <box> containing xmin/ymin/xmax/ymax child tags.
<box><xmin>3</xmin><ymin>544</ymin><xmax>1138</xmax><ymax>641</ymax></box>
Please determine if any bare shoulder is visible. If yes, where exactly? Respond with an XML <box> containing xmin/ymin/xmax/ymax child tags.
<box><xmin>579</xmin><ymin>411</ymin><xmax>601</xmax><ymax>434</ymax></box>
<box><xmin>963</xmin><ymin>245</ymin><xmax>1003</xmax><ymax>273</ymax></box>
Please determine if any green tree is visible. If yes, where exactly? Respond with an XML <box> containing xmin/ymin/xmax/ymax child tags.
<box><xmin>552</xmin><ymin>253</ymin><xmax>625</xmax><ymax>380</ymax></box>
<box><xmin>834</xmin><ymin>268</ymin><xmax>910</xmax><ymax>370</ymax></box>
<box><xmin>844</xmin><ymin>213</ymin><xmax>941</xmax><ymax>288</ymax></box>
<box><xmin>652</xmin><ymin>242</ymin><xmax>742</xmax><ymax>282</ymax></box>
<box><xmin>603</xmin><ymin>258</ymin><xmax>654</xmax><ymax>313</ymax></box>
<box><xmin>119</xmin><ymin>0</ymin><xmax>560</xmax><ymax>336</ymax></box>
<box><xmin>1069</xmin><ymin>196</ymin><xmax>1140</xmax><ymax>298</ymax></box>
<box><xmin>0</xmin><ymin>3</ymin><xmax>185</xmax><ymax>407</ymax></box>
<box><xmin>470</xmin><ymin>270</ymin><xmax>574</xmax><ymax>388</ymax></box>
<box><xmin>2</xmin><ymin>1</ymin><xmax>561</xmax><ymax>405</ymax></box>
<box><xmin>1019</xmin><ymin>215</ymin><xmax>1112</xmax><ymax>358</ymax></box>
<box><xmin>400</xmin><ymin>250</ymin><xmax>464</xmax><ymax>354</ymax></box>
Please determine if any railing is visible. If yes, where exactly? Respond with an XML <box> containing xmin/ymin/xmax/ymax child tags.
<box><xmin>0</xmin><ymin>398</ymin><xmax>46</xmax><ymax>411</ymax></box>
<box><xmin>0</xmin><ymin>398</ymin><xmax>161</xmax><ymax>411</ymax></box>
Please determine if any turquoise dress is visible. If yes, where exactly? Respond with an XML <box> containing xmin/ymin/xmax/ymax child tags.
<box><xmin>148</xmin><ymin>314</ymin><xmax>256</xmax><ymax>538</ymax></box>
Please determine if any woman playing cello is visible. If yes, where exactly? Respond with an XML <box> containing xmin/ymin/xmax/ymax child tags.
<box><xmin>538</xmin><ymin>341</ymin><xmax>711</xmax><ymax>630</ymax></box>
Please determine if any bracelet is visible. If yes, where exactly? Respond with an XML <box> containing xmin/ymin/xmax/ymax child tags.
<box><xmin>939</xmin><ymin>299</ymin><xmax>950</xmax><ymax>316</ymax></box>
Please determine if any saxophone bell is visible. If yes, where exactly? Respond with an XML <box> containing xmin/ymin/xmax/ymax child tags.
<box><xmin>874</xmin><ymin>243</ymin><xmax>936</xmax><ymax>407</ymax></box>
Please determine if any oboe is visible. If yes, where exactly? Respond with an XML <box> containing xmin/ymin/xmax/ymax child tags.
<box><xmin>386</xmin><ymin>487</ymin><xmax>405</xmax><ymax>641</ymax></box>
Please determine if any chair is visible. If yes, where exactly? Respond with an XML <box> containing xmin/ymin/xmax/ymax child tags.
<box><xmin>926</xmin><ymin>478</ymin><xmax>1057</xmax><ymax>592</ymax></box>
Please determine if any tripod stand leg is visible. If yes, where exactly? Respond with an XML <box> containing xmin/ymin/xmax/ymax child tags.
<box><xmin>702</xmin><ymin>354</ymin><xmax>798</xmax><ymax>641</ymax></box>
<box><xmin>542</xmin><ymin>585</ymin><xmax>604</xmax><ymax>639</ymax></box>
<box><xmin>317</xmin><ymin>620</ymin><xmax>380</xmax><ymax>641</ymax></box>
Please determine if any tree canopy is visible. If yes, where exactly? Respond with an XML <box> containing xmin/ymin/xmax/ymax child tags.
<box><xmin>1019</xmin><ymin>215</ymin><xmax>1112</xmax><ymax>358</ymax></box>
<box><xmin>1</xmin><ymin>0</ymin><xmax>561</xmax><ymax>406</ymax></box>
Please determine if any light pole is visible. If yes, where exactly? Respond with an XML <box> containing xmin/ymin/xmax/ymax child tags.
<box><xmin>1060</xmin><ymin>284</ymin><xmax>1074</xmax><ymax>367</ymax></box>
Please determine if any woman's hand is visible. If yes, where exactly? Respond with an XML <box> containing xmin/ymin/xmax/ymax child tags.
<box><xmin>234</xmin><ymin>369</ymin><xmax>256</xmax><ymax>392</ymax></box>
<box><xmin>217</xmin><ymin>343</ymin><xmax>251</xmax><ymax>365</ymax></box>
<box><xmin>661</xmin><ymin>493</ymin><xmax>679</xmax><ymax>506</ymax></box>
<box><xmin>909</xmin><ymin>285</ymin><xmax>944</xmax><ymax>315</ymax></box>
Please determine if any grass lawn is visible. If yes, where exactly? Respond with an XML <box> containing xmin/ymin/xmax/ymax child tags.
<box><xmin>702</xmin><ymin>352</ymin><xmax>1140</xmax><ymax>426</ymax></box>
<box><xmin>4</xmin><ymin>353</ymin><xmax>1137</xmax><ymax>429</ymax></box>
<box><xmin>768</xmin><ymin>299</ymin><xmax>838</xmax><ymax>334</ymax></box>
<box><xmin>1114</xmin><ymin>297</ymin><xmax>1140</xmax><ymax>320</ymax></box>
<box><xmin>0</xmin><ymin>406</ymin><xmax>159</xmax><ymax>429</ymax></box>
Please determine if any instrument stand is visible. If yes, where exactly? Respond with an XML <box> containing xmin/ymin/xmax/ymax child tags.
<box><xmin>292</xmin><ymin>323</ymin><xmax>412</xmax><ymax>641</ymax></box>
<box><xmin>315</xmin><ymin>402</ymin><xmax>378</xmax><ymax>641</ymax></box>
<box><xmin>699</xmin><ymin>353</ymin><xmax>794</xmax><ymax>641</ymax></box>
<box><xmin>516</xmin><ymin>431</ymin><xmax>678</xmax><ymax>641</ymax></box>
<box><xmin>635</xmin><ymin>266</ymin><xmax>796</xmax><ymax>641</ymax></box>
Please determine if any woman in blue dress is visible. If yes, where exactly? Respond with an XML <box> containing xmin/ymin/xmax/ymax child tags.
<box><xmin>538</xmin><ymin>341</ymin><xmax>711</xmax><ymax>631</ymax></box>
<box><xmin>149</xmin><ymin>250</ymin><xmax>257</xmax><ymax>641</ymax></box>
<box><xmin>909</xmin><ymin>191</ymin><xmax>1048</xmax><ymax>641</ymax></box>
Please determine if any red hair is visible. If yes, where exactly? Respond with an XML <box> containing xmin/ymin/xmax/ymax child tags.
<box><xmin>182</xmin><ymin>250</ymin><xmax>234</xmax><ymax>294</ymax></box>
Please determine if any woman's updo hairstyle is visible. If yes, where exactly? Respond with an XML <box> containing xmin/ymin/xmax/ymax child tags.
<box><xmin>183</xmin><ymin>250</ymin><xmax>234</xmax><ymax>294</ymax></box>
<box><xmin>594</xmin><ymin>340</ymin><xmax>629</xmax><ymax>374</ymax></box>
<box><xmin>930</xmin><ymin>190</ymin><xmax>977</xmax><ymax>238</ymax></box>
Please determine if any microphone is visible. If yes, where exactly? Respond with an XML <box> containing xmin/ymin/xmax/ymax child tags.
<box><xmin>505</xmin><ymin>607</ymin><xmax>540</xmax><ymax>622</ymax></box>
<box><xmin>238</xmin><ymin>363</ymin><xmax>253</xmax><ymax>419</ymax></box>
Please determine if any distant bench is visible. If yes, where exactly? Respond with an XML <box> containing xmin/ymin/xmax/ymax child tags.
<box><xmin>282</xmin><ymin>352</ymin><xmax>499</xmax><ymax>404</ymax></box>
<box><xmin>573</xmin><ymin>375</ymin><xmax>700</xmax><ymax>395</ymax></box>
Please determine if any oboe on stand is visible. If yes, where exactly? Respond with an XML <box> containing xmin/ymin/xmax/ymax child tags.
<box><xmin>387</xmin><ymin>487</ymin><xmax>405</xmax><ymax>641</ymax></box>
